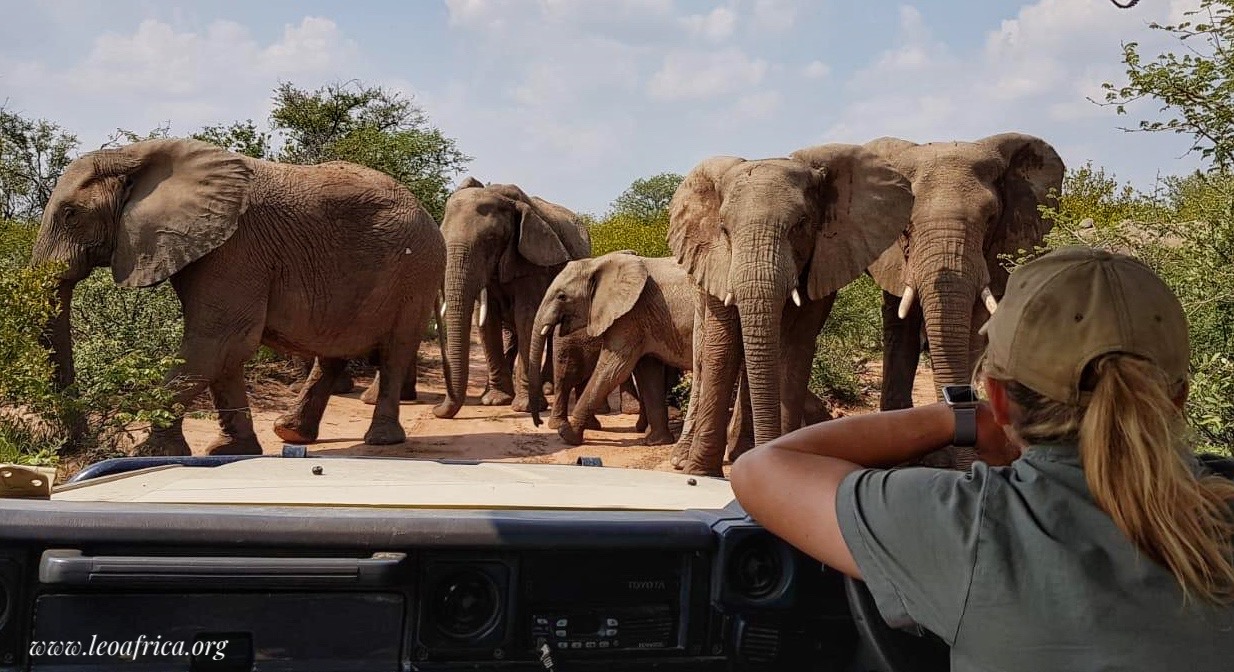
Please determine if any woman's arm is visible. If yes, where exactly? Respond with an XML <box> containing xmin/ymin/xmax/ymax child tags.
<box><xmin>730</xmin><ymin>402</ymin><xmax>1015</xmax><ymax>578</ymax></box>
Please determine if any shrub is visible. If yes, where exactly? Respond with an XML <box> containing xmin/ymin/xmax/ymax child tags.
<box><xmin>0</xmin><ymin>219</ymin><xmax>183</xmax><ymax>464</ymax></box>
<box><xmin>809</xmin><ymin>275</ymin><xmax>884</xmax><ymax>405</ymax></box>
<box><xmin>587</xmin><ymin>212</ymin><xmax>671</xmax><ymax>258</ymax></box>
<box><xmin>1032</xmin><ymin>168</ymin><xmax>1234</xmax><ymax>453</ymax></box>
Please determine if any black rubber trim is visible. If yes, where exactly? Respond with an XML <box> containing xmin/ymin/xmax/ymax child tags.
<box><xmin>0</xmin><ymin>500</ymin><xmax>725</xmax><ymax>549</ymax></box>
<box><xmin>66</xmin><ymin>455</ymin><xmax>265</xmax><ymax>483</ymax></box>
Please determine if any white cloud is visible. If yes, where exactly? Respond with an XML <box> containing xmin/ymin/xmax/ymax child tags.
<box><xmin>647</xmin><ymin>48</ymin><xmax>768</xmax><ymax>101</ymax></box>
<box><xmin>681</xmin><ymin>7</ymin><xmax>737</xmax><ymax>42</ymax></box>
<box><xmin>731</xmin><ymin>90</ymin><xmax>783</xmax><ymax>120</ymax></box>
<box><xmin>802</xmin><ymin>60</ymin><xmax>830</xmax><ymax>79</ymax></box>
<box><xmin>751</xmin><ymin>0</ymin><xmax>797</xmax><ymax>33</ymax></box>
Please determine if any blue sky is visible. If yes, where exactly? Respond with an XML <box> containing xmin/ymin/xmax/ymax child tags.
<box><xmin>0</xmin><ymin>0</ymin><xmax>1207</xmax><ymax>216</ymax></box>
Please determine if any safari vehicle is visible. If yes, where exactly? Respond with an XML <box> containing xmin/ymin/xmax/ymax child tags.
<box><xmin>0</xmin><ymin>449</ymin><xmax>952</xmax><ymax>672</ymax></box>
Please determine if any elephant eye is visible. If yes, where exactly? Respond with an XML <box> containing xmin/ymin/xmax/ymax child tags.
<box><xmin>61</xmin><ymin>206</ymin><xmax>76</xmax><ymax>222</ymax></box>
<box><xmin>556</xmin><ymin>292</ymin><xmax>566</xmax><ymax>301</ymax></box>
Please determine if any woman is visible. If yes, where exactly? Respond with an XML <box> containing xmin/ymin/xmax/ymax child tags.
<box><xmin>731</xmin><ymin>245</ymin><xmax>1234</xmax><ymax>671</ymax></box>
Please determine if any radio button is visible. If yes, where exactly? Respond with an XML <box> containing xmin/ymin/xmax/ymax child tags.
<box><xmin>599</xmin><ymin>641</ymin><xmax>610</xmax><ymax>649</ymax></box>
<box><xmin>555</xmin><ymin>630</ymin><xmax>567</xmax><ymax>638</ymax></box>
<box><xmin>535</xmin><ymin>617</ymin><xmax>549</xmax><ymax>626</ymax></box>
<box><xmin>585</xmin><ymin>642</ymin><xmax>596</xmax><ymax>649</ymax></box>
<box><xmin>606</xmin><ymin>618</ymin><xmax>619</xmax><ymax>627</ymax></box>
<box><xmin>556</xmin><ymin>618</ymin><xmax>569</xmax><ymax>627</ymax></box>
<box><xmin>570</xmin><ymin>642</ymin><xmax>582</xmax><ymax>649</ymax></box>
<box><xmin>604</xmin><ymin>629</ymin><xmax>618</xmax><ymax>637</ymax></box>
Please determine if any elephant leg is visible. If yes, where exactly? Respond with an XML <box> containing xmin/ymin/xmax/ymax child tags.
<box><xmin>671</xmin><ymin>296</ymin><xmax>707</xmax><ymax>469</ymax></box>
<box><xmin>781</xmin><ymin>294</ymin><xmax>835</xmax><ymax>433</ymax></box>
<box><xmin>880</xmin><ymin>289</ymin><xmax>923</xmax><ymax>411</ymax></box>
<box><xmin>274</xmin><ymin>357</ymin><xmax>347</xmax><ymax>444</ymax></box>
<box><xmin>726</xmin><ymin>367</ymin><xmax>754</xmax><ymax>463</ymax></box>
<box><xmin>511</xmin><ymin>300</ymin><xmax>546</xmax><ymax>413</ymax></box>
<box><xmin>480</xmin><ymin>308</ymin><xmax>515</xmax><ymax>406</ymax></box>
<box><xmin>133</xmin><ymin>369</ymin><xmax>208</xmax><ymax>457</ymax></box>
<box><xmin>560</xmin><ymin>348</ymin><xmax>639</xmax><ymax>446</ymax></box>
<box><xmin>289</xmin><ymin>356</ymin><xmax>313</xmax><ymax>393</ymax></box>
<box><xmin>620</xmin><ymin>379</ymin><xmax>642</xmax><ymax>416</ymax></box>
<box><xmin>633</xmin><ymin>358</ymin><xmax>674</xmax><ymax>446</ymax></box>
<box><xmin>204</xmin><ymin>365</ymin><xmax>262</xmax><ymax>456</ymax></box>
<box><xmin>401</xmin><ymin>352</ymin><xmax>418</xmax><ymax>401</ymax></box>
<box><xmin>365</xmin><ymin>302</ymin><xmax>431</xmax><ymax>445</ymax></box>
<box><xmin>685</xmin><ymin>295</ymin><xmax>741</xmax><ymax>477</ymax></box>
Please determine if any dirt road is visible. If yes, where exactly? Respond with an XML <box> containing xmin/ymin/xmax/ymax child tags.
<box><xmin>181</xmin><ymin>335</ymin><xmax>938</xmax><ymax>476</ymax></box>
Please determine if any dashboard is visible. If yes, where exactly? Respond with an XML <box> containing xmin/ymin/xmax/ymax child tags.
<box><xmin>0</xmin><ymin>459</ymin><xmax>862</xmax><ymax>672</ymax></box>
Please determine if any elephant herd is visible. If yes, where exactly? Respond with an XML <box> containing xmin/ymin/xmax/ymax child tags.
<box><xmin>30</xmin><ymin>132</ymin><xmax>1064</xmax><ymax>477</ymax></box>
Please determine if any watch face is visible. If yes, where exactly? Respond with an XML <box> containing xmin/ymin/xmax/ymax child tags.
<box><xmin>943</xmin><ymin>385</ymin><xmax>979</xmax><ymax>405</ymax></box>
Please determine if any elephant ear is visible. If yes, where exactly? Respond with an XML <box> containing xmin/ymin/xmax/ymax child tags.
<box><xmin>531</xmin><ymin>196</ymin><xmax>591</xmax><ymax>259</ymax></box>
<box><xmin>111</xmin><ymin>138</ymin><xmax>252</xmax><ymax>288</ymax></box>
<box><xmin>455</xmin><ymin>176</ymin><xmax>484</xmax><ymax>192</ymax></box>
<box><xmin>588</xmin><ymin>254</ymin><xmax>649</xmax><ymax>338</ymax></box>
<box><xmin>790</xmin><ymin>144</ymin><xmax>915</xmax><ymax>300</ymax></box>
<box><xmin>977</xmin><ymin>133</ymin><xmax>1065</xmax><ymax>292</ymax></box>
<box><xmin>667</xmin><ymin>156</ymin><xmax>745</xmax><ymax>300</ymax></box>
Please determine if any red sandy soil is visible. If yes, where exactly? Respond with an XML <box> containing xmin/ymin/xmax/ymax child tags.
<box><xmin>167</xmin><ymin>333</ymin><xmax>939</xmax><ymax>477</ymax></box>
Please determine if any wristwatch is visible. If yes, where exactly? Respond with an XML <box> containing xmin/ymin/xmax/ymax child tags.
<box><xmin>942</xmin><ymin>385</ymin><xmax>979</xmax><ymax>447</ymax></box>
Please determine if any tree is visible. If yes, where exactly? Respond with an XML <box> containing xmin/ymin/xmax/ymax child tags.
<box><xmin>268</xmin><ymin>80</ymin><xmax>471</xmax><ymax>220</ymax></box>
<box><xmin>1102</xmin><ymin>0</ymin><xmax>1234</xmax><ymax>168</ymax></box>
<box><xmin>0</xmin><ymin>108</ymin><xmax>78</xmax><ymax>221</ymax></box>
<box><xmin>192</xmin><ymin>120</ymin><xmax>274</xmax><ymax>160</ymax></box>
<box><xmin>610</xmin><ymin>172</ymin><xmax>684</xmax><ymax>222</ymax></box>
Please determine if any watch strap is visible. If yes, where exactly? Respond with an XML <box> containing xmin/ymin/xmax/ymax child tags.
<box><xmin>953</xmin><ymin>406</ymin><xmax>978</xmax><ymax>447</ymax></box>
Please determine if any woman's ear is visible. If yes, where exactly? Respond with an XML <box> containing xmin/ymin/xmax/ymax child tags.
<box><xmin>983</xmin><ymin>377</ymin><xmax>1012</xmax><ymax>426</ymax></box>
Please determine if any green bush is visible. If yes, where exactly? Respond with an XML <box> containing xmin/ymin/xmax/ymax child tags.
<box><xmin>587</xmin><ymin>212</ymin><xmax>671</xmax><ymax>258</ymax></box>
<box><xmin>0</xmin><ymin>219</ymin><xmax>183</xmax><ymax>464</ymax></box>
<box><xmin>809</xmin><ymin>275</ymin><xmax>884</xmax><ymax>405</ymax></box>
<box><xmin>1033</xmin><ymin>168</ymin><xmax>1234</xmax><ymax>453</ymax></box>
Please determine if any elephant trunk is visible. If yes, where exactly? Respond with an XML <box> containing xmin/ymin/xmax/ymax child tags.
<box><xmin>526</xmin><ymin>303</ymin><xmax>559</xmax><ymax>427</ymax></box>
<box><xmin>733</xmin><ymin>247</ymin><xmax>793</xmax><ymax>448</ymax></box>
<box><xmin>42</xmin><ymin>281</ymin><xmax>77</xmax><ymax>392</ymax></box>
<box><xmin>433</xmin><ymin>245</ymin><xmax>482</xmax><ymax>419</ymax></box>
<box><xmin>919</xmin><ymin>274</ymin><xmax>980</xmax><ymax>393</ymax></box>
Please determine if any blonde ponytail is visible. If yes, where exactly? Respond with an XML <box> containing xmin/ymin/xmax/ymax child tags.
<box><xmin>982</xmin><ymin>353</ymin><xmax>1234</xmax><ymax>604</ymax></box>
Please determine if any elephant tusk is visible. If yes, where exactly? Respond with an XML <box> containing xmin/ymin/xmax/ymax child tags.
<box><xmin>790</xmin><ymin>288</ymin><xmax>802</xmax><ymax>307</ymax></box>
<box><xmin>897</xmin><ymin>285</ymin><xmax>916</xmax><ymax>320</ymax></box>
<box><xmin>440</xmin><ymin>301</ymin><xmax>448</xmax><ymax>317</ymax></box>
<box><xmin>477</xmin><ymin>287</ymin><xmax>488</xmax><ymax>327</ymax></box>
<box><xmin>981</xmin><ymin>286</ymin><xmax>998</xmax><ymax>315</ymax></box>
<box><xmin>540</xmin><ymin>324</ymin><xmax>552</xmax><ymax>336</ymax></box>
<box><xmin>723</xmin><ymin>292</ymin><xmax>734</xmax><ymax>307</ymax></box>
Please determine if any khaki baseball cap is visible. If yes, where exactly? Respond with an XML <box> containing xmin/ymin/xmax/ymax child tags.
<box><xmin>979</xmin><ymin>245</ymin><xmax>1189</xmax><ymax>405</ymax></box>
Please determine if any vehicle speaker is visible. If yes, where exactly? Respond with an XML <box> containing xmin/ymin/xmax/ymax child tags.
<box><xmin>712</xmin><ymin>526</ymin><xmax>796</xmax><ymax>611</ymax></box>
<box><xmin>415</xmin><ymin>557</ymin><xmax>514</xmax><ymax>660</ymax></box>
<box><xmin>0</xmin><ymin>553</ymin><xmax>27</xmax><ymax>668</ymax></box>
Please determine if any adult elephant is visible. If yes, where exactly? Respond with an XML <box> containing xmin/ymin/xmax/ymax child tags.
<box><xmin>432</xmin><ymin>178</ymin><xmax>591</xmax><ymax>419</ymax></box>
<box><xmin>859</xmin><ymin>133</ymin><xmax>1064</xmax><ymax>466</ymax></box>
<box><xmin>667</xmin><ymin>146</ymin><xmax>914</xmax><ymax>476</ymax></box>
<box><xmin>31</xmin><ymin>138</ymin><xmax>445</xmax><ymax>455</ymax></box>
<box><xmin>526</xmin><ymin>252</ymin><xmax>695</xmax><ymax>446</ymax></box>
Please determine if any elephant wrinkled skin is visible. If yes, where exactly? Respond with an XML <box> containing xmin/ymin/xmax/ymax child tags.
<box><xmin>30</xmin><ymin>138</ymin><xmax>445</xmax><ymax>456</ymax></box>
<box><xmin>667</xmin><ymin>146</ymin><xmax>915</xmax><ymax>476</ymax></box>
<box><xmin>527</xmin><ymin>252</ymin><xmax>695</xmax><ymax>446</ymax></box>
<box><xmin>433</xmin><ymin>178</ymin><xmax>591</xmax><ymax>420</ymax></box>
<box><xmin>860</xmin><ymin>133</ymin><xmax>1064</xmax><ymax>468</ymax></box>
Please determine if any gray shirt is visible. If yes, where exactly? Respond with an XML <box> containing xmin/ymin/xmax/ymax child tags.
<box><xmin>836</xmin><ymin>443</ymin><xmax>1234</xmax><ymax>672</ymax></box>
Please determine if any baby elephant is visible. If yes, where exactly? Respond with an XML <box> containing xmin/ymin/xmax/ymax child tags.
<box><xmin>527</xmin><ymin>252</ymin><xmax>694</xmax><ymax>445</ymax></box>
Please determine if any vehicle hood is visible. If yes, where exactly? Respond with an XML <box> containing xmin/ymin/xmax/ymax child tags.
<box><xmin>47</xmin><ymin>458</ymin><xmax>736</xmax><ymax>511</ymax></box>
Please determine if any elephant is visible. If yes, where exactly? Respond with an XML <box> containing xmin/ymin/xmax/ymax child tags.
<box><xmin>666</xmin><ymin>145</ymin><xmax>915</xmax><ymax>476</ymax></box>
<box><xmin>526</xmin><ymin>252</ymin><xmax>696</xmax><ymax>446</ymax></box>
<box><xmin>30</xmin><ymin>138</ymin><xmax>445</xmax><ymax>456</ymax></box>
<box><xmin>432</xmin><ymin>177</ymin><xmax>591</xmax><ymax>420</ymax></box>
<box><xmin>546</xmin><ymin>330</ymin><xmax>647</xmax><ymax>431</ymax></box>
<box><xmin>858</xmin><ymin>133</ymin><xmax>1064</xmax><ymax>467</ymax></box>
